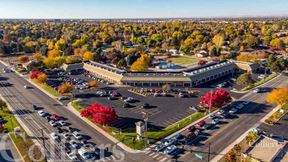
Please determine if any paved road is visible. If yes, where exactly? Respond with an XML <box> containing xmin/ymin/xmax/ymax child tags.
<box><xmin>179</xmin><ymin>72</ymin><xmax>288</xmax><ymax>162</ymax></box>
<box><xmin>0</xmin><ymin>62</ymin><xmax>153</xmax><ymax>162</ymax></box>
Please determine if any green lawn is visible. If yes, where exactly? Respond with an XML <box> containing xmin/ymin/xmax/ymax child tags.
<box><xmin>0</xmin><ymin>100</ymin><xmax>44</xmax><ymax>162</ymax></box>
<box><xmin>167</xmin><ymin>55</ymin><xmax>200</xmax><ymax>66</ymax></box>
<box><xmin>32</xmin><ymin>79</ymin><xmax>59</xmax><ymax>97</ymax></box>
<box><xmin>241</xmin><ymin>72</ymin><xmax>278</xmax><ymax>91</ymax></box>
<box><xmin>70</xmin><ymin>100</ymin><xmax>206</xmax><ymax>150</ymax></box>
<box><xmin>265</xmin><ymin>103</ymin><xmax>288</xmax><ymax>124</ymax></box>
<box><xmin>71</xmin><ymin>99</ymin><xmax>84</xmax><ymax>111</ymax></box>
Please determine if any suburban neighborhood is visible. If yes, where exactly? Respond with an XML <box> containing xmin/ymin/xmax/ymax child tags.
<box><xmin>0</xmin><ymin>1</ymin><xmax>288</xmax><ymax>162</ymax></box>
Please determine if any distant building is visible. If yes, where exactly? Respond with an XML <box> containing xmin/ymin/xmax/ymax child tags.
<box><xmin>84</xmin><ymin>60</ymin><xmax>236</xmax><ymax>87</ymax></box>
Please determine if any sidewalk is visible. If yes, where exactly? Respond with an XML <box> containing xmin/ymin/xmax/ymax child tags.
<box><xmin>0</xmin><ymin>134</ymin><xmax>23</xmax><ymax>162</ymax></box>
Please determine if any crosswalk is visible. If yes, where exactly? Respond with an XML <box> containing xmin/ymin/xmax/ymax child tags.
<box><xmin>158</xmin><ymin>109</ymin><xmax>193</xmax><ymax>127</ymax></box>
<box><xmin>145</xmin><ymin>148</ymin><xmax>171</xmax><ymax>162</ymax></box>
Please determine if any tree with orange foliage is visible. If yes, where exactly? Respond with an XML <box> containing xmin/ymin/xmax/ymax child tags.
<box><xmin>266</xmin><ymin>88</ymin><xmax>288</xmax><ymax>105</ymax></box>
<box><xmin>88</xmin><ymin>80</ymin><xmax>97</xmax><ymax>87</ymax></box>
<box><xmin>58</xmin><ymin>83</ymin><xmax>73</xmax><ymax>94</ymax></box>
<box><xmin>32</xmin><ymin>53</ymin><xmax>44</xmax><ymax>61</ymax></box>
<box><xmin>36</xmin><ymin>73</ymin><xmax>47</xmax><ymax>83</ymax></box>
<box><xmin>83</xmin><ymin>51</ymin><xmax>94</xmax><ymax>61</ymax></box>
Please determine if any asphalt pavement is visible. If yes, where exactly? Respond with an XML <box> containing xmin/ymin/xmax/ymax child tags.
<box><xmin>179</xmin><ymin>72</ymin><xmax>288</xmax><ymax>162</ymax></box>
<box><xmin>0</xmin><ymin>62</ymin><xmax>151</xmax><ymax>162</ymax></box>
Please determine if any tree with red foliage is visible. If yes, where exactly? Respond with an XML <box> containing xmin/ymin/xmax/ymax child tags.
<box><xmin>81</xmin><ymin>103</ymin><xmax>118</xmax><ymax>125</ymax></box>
<box><xmin>200</xmin><ymin>89</ymin><xmax>231</xmax><ymax>109</ymax></box>
<box><xmin>198</xmin><ymin>60</ymin><xmax>208</xmax><ymax>66</ymax></box>
<box><xmin>30</xmin><ymin>70</ymin><xmax>41</xmax><ymax>79</ymax></box>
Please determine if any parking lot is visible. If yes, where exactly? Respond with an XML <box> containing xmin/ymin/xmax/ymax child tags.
<box><xmin>43</xmin><ymin>69</ymin><xmax>251</xmax><ymax>132</ymax></box>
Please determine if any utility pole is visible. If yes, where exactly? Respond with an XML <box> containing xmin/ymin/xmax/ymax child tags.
<box><xmin>209</xmin><ymin>89</ymin><xmax>213</xmax><ymax>114</ymax></box>
<box><xmin>39</xmin><ymin>128</ymin><xmax>48</xmax><ymax>162</ymax></box>
<box><xmin>208</xmin><ymin>143</ymin><xmax>211</xmax><ymax>162</ymax></box>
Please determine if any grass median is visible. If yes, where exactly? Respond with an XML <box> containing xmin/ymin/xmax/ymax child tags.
<box><xmin>70</xmin><ymin>99</ymin><xmax>205</xmax><ymax>150</ymax></box>
<box><xmin>265</xmin><ymin>103</ymin><xmax>288</xmax><ymax>124</ymax></box>
<box><xmin>240</xmin><ymin>72</ymin><xmax>278</xmax><ymax>91</ymax></box>
<box><xmin>32</xmin><ymin>79</ymin><xmax>59</xmax><ymax>97</ymax></box>
<box><xmin>0</xmin><ymin>100</ymin><xmax>44</xmax><ymax>162</ymax></box>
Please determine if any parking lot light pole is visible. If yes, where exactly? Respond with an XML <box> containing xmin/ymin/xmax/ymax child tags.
<box><xmin>39</xmin><ymin>128</ymin><xmax>48</xmax><ymax>162</ymax></box>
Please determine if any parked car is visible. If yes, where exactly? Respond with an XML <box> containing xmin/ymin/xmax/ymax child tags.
<box><xmin>66</xmin><ymin>151</ymin><xmax>78</xmax><ymax>161</ymax></box>
<box><xmin>37</xmin><ymin>110</ymin><xmax>46</xmax><ymax>117</ymax></box>
<box><xmin>58</xmin><ymin>96</ymin><xmax>70</xmax><ymax>101</ymax></box>
<box><xmin>50</xmin><ymin>132</ymin><xmax>60</xmax><ymax>141</ymax></box>
<box><xmin>70</xmin><ymin>140</ymin><xmax>81</xmax><ymax>149</ymax></box>
<box><xmin>164</xmin><ymin>145</ymin><xmax>177</xmax><ymax>155</ymax></box>
<box><xmin>155</xmin><ymin>143</ymin><xmax>166</xmax><ymax>152</ymax></box>
<box><xmin>123</xmin><ymin>103</ymin><xmax>131</xmax><ymax>108</ymax></box>
<box><xmin>32</xmin><ymin>104</ymin><xmax>40</xmax><ymax>110</ymax></box>
<box><xmin>212</xmin><ymin>118</ymin><xmax>220</xmax><ymax>124</ymax></box>
<box><xmin>229</xmin><ymin>108</ymin><xmax>238</xmax><ymax>114</ymax></box>
<box><xmin>195</xmin><ymin>120</ymin><xmax>206</xmax><ymax>128</ymax></box>
<box><xmin>141</xmin><ymin>103</ymin><xmax>150</xmax><ymax>109</ymax></box>
<box><xmin>49</xmin><ymin>120</ymin><xmax>58</xmax><ymax>127</ymax></box>
<box><xmin>24</xmin><ymin>85</ymin><xmax>30</xmax><ymax>89</ymax></box>
<box><xmin>163</xmin><ymin>138</ymin><xmax>176</xmax><ymax>146</ymax></box>
<box><xmin>51</xmin><ymin>114</ymin><xmax>59</xmax><ymax>121</ymax></box>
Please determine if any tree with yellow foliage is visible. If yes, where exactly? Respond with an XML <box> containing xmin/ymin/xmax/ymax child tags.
<box><xmin>266</xmin><ymin>88</ymin><xmax>288</xmax><ymax>105</ymax></box>
<box><xmin>43</xmin><ymin>57</ymin><xmax>56</xmax><ymax>68</ymax></box>
<box><xmin>55</xmin><ymin>38</ymin><xmax>66</xmax><ymax>51</ymax></box>
<box><xmin>83</xmin><ymin>51</ymin><xmax>94</xmax><ymax>61</ymax></box>
<box><xmin>32</xmin><ymin>53</ymin><xmax>44</xmax><ymax>61</ymax></box>
<box><xmin>65</xmin><ymin>56</ymin><xmax>79</xmax><ymax>64</ymax></box>
<box><xmin>130</xmin><ymin>54</ymin><xmax>150</xmax><ymax>72</ymax></box>
<box><xmin>18</xmin><ymin>55</ymin><xmax>29</xmax><ymax>63</ymax></box>
<box><xmin>47</xmin><ymin>40</ymin><xmax>55</xmax><ymax>50</ymax></box>
<box><xmin>236</xmin><ymin>53</ymin><xmax>259</xmax><ymax>63</ymax></box>
<box><xmin>48</xmin><ymin>49</ymin><xmax>60</xmax><ymax>58</ymax></box>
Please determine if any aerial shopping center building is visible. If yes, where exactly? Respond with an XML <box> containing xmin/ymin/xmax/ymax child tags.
<box><xmin>63</xmin><ymin>60</ymin><xmax>259</xmax><ymax>87</ymax></box>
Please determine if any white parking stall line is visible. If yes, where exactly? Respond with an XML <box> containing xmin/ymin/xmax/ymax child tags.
<box><xmin>146</xmin><ymin>151</ymin><xmax>155</xmax><ymax>155</ymax></box>
<box><xmin>152</xmin><ymin>153</ymin><xmax>160</xmax><ymax>159</ymax></box>
<box><xmin>159</xmin><ymin>157</ymin><xmax>168</xmax><ymax>162</ymax></box>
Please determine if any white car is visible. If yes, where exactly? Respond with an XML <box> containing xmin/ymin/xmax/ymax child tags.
<box><xmin>229</xmin><ymin>108</ymin><xmax>238</xmax><ymax>114</ymax></box>
<box><xmin>73</xmin><ymin>131</ymin><xmax>83</xmax><ymax>140</ymax></box>
<box><xmin>49</xmin><ymin>121</ymin><xmax>58</xmax><ymax>127</ymax></box>
<box><xmin>24</xmin><ymin>85</ymin><xmax>30</xmax><ymax>89</ymax></box>
<box><xmin>38</xmin><ymin>111</ymin><xmax>45</xmax><ymax>117</ymax></box>
<box><xmin>50</xmin><ymin>132</ymin><xmax>60</xmax><ymax>141</ymax></box>
<box><xmin>66</xmin><ymin>151</ymin><xmax>78</xmax><ymax>161</ymax></box>
<box><xmin>164</xmin><ymin>145</ymin><xmax>177</xmax><ymax>155</ymax></box>
<box><xmin>59</xmin><ymin>120</ymin><xmax>67</xmax><ymax>126</ymax></box>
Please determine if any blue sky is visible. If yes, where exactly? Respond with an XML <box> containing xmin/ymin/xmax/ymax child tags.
<box><xmin>0</xmin><ymin>0</ymin><xmax>288</xmax><ymax>19</ymax></box>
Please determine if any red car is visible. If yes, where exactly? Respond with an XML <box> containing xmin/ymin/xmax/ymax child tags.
<box><xmin>195</xmin><ymin>120</ymin><xmax>205</xmax><ymax>128</ymax></box>
<box><xmin>51</xmin><ymin>114</ymin><xmax>59</xmax><ymax>121</ymax></box>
